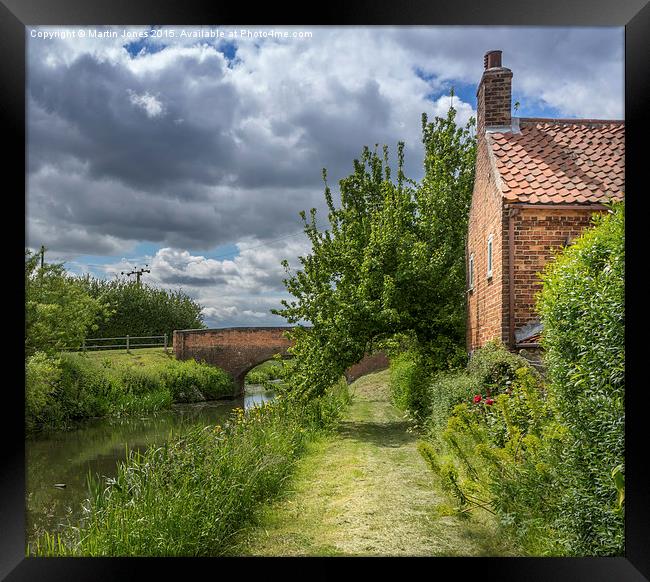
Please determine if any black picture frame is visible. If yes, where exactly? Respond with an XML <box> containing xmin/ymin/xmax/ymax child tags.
<box><xmin>3</xmin><ymin>0</ymin><xmax>648</xmax><ymax>579</ymax></box>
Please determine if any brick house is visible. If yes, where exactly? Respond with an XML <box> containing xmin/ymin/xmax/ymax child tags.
<box><xmin>466</xmin><ymin>50</ymin><xmax>624</xmax><ymax>355</ymax></box>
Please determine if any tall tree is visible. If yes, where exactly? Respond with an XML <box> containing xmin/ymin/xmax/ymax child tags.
<box><xmin>25</xmin><ymin>250</ymin><xmax>108</xmax><ymax>357</ymax></box>
<box><xmin>78</xmin><ymin>276</ymin><xmax>205</xmax><ymax>341</ymax></box>
<box><xmin>274</xmin><ymin>106</ymin><xmax>476</xmax><ymax>398</ymax></box>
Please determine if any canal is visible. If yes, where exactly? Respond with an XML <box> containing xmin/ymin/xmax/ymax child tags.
<box><xmin>25</xmin><ymin>384</ymin><xmax>275</xmax><ymax>548</ymax></box>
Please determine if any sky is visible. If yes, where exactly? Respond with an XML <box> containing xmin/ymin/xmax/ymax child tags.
<box><xmin>25</xmin><ymin>25</ymin><xmax>624</xmax><ymax>328</ymax></box>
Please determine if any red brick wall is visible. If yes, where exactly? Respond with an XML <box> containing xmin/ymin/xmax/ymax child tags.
<box><xmin>173</xmin><ymin>327</ymin><xmax>294</xmax><ymax>394</ymax></box>
<box><xmin>344</xmin><ymin>351</ymin><xmax>389</xmax><ymax>383</ymax></box>
<box><xmin>510</xmin><ymin>207</ymin><xmax>603</xmax><ymax>336</ymax></box>
<box><xmin>466</xmin><ymin>138</ymin><xmax>509</xmax><ymax>352</ymax></box>
<box><xmin>173</xmin><ymin>328</ymin><xmax>392</xmax><ymax>395</ymax></box>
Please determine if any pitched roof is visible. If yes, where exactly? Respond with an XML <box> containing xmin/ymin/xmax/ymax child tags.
<box><xmin>488</xmin><ymin>118</ymin><xmax>625</xmax><ymax>204</ymax></box>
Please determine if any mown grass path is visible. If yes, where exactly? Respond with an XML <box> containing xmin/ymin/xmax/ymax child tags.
<box><xmin>234</xmin><ymin>369</ymin><xmax>516</xmax><ymax>557</ymax></box>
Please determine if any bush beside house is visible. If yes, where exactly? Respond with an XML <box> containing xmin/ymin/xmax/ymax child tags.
<box><xmin>398</xmin><ymin>203</ymin><xmax>624</xmax><ymax>556</ymax></box>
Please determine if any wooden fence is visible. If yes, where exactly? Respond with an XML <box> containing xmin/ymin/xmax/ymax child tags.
<box><xmin>80</xmin><ymin>334</ymin><xmax>169</xmax><ymax>353</ymax></box>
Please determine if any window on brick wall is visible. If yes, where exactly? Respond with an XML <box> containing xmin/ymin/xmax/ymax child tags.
<box><xmin>487</xmin><ymin>235</ymin><xmax>493</xmax><ymax>279</ymax></box>
<box><xmin>468</xmin><ymin>253</ymin><xmax>475</xmax><ymax>291</ymax></box>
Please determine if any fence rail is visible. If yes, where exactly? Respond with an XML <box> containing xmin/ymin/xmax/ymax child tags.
<box><xmin>80</xmin><ymin>334</ymin><xmax>170</xmax><ymax>353</ymax></box>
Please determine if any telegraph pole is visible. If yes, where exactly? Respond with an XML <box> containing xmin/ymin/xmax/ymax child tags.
<box><xmin>40</xmin><ymin>245</ymin><xmax>45</xmax><ymax>268</ymax></box>
<box><xmin>121</xmin><ymin>265</ymin><xmax>150</xmax><ymax>286</ymax></box>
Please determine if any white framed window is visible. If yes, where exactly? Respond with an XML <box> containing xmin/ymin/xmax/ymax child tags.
<box><xmin>468</xmin><ymin>253</ymin><xmax>475</xmax><ymax>291</ymax></box>
<box><xmin>487</xmin><ymin>234</ymin><xmax>493</xmax><ymax>279</ymax></box>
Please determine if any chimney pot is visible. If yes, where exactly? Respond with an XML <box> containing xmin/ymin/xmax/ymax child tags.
<box><xmin>484</xmin><ymin>50</ymin><xmax>502</xmax><ymax>69</ymax></box>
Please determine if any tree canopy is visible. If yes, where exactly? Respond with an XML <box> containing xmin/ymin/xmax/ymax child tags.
<box><xmin>274</xmin><ymin>106</ymin><xmax>476</xmax><ymax>398</ymax></box>
<box><xmin>25</xmin><ymin>250</ymin><xmax>109</xmax><ymax>357</ymax></box>
<box><xmin>25</xmin><ymin>250</ymin><xmax>205</xmax><ymax>356</ymax></box>
<box><xmin>78</xmin><ymin>276</ymin><xmax>206</xmax><ymax>341</ymax></box>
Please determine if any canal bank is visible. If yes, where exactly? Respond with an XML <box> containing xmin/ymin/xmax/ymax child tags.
<box><xmin>232</xmin><ymin>369</ymin><xmax>517</xmax><ymax>557</ymax></box>
<box><xmin>26</xmin><ymin>385</ymin><xmax>275</xmax><ymax>549</ymax></box>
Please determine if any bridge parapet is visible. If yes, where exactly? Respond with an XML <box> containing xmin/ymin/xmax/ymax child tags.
<box><xmin>173</xmin><ymin>327</ymin><xmax>389</xmax><ymax>397</ymax></box>
<box><xmin>174</xmin><ymin>327</ymin><xmax>293</xmax><ymax>394</ymax></box>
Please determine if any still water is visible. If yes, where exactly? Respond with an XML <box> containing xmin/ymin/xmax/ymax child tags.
<box><xmin>25</xmin><ymin>385</ymin><xmax>275</xmax><ymax>547</ymax></box>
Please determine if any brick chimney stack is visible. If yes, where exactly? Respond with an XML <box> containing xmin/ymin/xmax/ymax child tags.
<box><xmin>476</xmin><ymin>50</ymin><xmax>512</xmax><ymax>134</ymax></box>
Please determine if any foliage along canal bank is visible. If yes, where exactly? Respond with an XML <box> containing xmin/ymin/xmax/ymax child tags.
<box><xmin>25</xmin><ymin>248</ymin><xmax>214</xmax><ymax>433</ymax></box>
<box><xmin>26</xmin><ymin>348</ymin><xmax>234</xmax><ymax>433</ymax></box>
<box><xmin>29</xmin><ymin>378</ymin><xmax>351</xmax><ymax>556</ymax></box>
<box><xmin>25</xmin><ymin>384</ymin><xmax>275</xmax><ymax>548</ymax></box>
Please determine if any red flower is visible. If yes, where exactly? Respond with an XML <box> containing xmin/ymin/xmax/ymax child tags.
<box><xmin>473</xmin><ymin>395</ymin><xmax>482</xmax><ymax>403</ymax></box>
<box><xmin>485</xmin><ymin>398</ymin><xmax>495</xmax><ymax>406</ymax></box>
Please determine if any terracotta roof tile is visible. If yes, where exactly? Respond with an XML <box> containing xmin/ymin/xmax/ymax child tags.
<box><xmin>489</xmin><ymin>119</ymin><xmax>625</xmax><ymax>204</ymax></box>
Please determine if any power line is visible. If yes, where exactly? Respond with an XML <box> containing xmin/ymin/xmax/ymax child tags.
<box><xmin>121</xmin><ymin>265</ymin><xmax>150</xmax><ymax>286</ymax></box>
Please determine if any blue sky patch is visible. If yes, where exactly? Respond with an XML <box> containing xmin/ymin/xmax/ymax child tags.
<box><xmin>124</xmin><ymin>35</ymin><xmax>166</xmax><ymax>58</ymax></box>
<box><xmin>218</xmin><ymin>40</ymin><xmax>238</xmax><ymax>64</ymax></box>
<box><xmin>204</xmin><ymin>243</ymin><xmax>241</xmax><ymax>262</ymax></box>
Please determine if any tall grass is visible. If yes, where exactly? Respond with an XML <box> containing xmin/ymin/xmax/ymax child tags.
<box><xmin>29</xmin><ymin>380</ymin><xmax>351</xmax><ymax>556</ymax></box>
<box><xmin>26</xmin><ymin>351</ymin><xmax>234</xmax><ymax>432</ymax></box>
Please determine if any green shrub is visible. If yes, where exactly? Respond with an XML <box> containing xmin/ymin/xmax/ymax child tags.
<box><xmin>245</xmin><ymin>369</ymin><xmax>269</xmax><ymax>385</ymax></box>
<box><xmin>426</xmin><ymin>369</ymin><xmax>479</xmax><ymax>438</ymax></box>
<box><xmin>160</xmin><ymin>359</ymin><xmax>233</xmax><ymax>402</ymax></box>
<box><xmin>422</xmin><ymin>341</ymin><xmax>532</xmax><ymax>440</ymax></box>
<box><xmin>538</xmin><ymin>202</ymin><xmax>624</xmax><ymax>556</ymax></box>
<box><xmin>56</xmin><ymin>355</ymin><xmax>121</xmax><ymax>421</ymax></box>
<box><xmin>25</xmin><ymin>352</ymin><xmax>62</xmax><ymax>431</ymax></box>
<box><xmin>388</xmin><ymin>348</ymin><xmax>432</xmax><ymax>419</ymax></box>
<box><xmin>245</xmin><ymin>361</ymin><xmax>285</xmax><ymax>387</ymax></box>
<box><xmin>422</xmin><ymin>366</ymin><xmax>565</xmax><ymax>554</ymax></box>
<box><xmin>117</xmin><ymin>365</ymin><xmax>162</xmax><ymax>396</ymax></box>
<box><xmin>467</xmin><ymin>339</ymin><xmax>536</xmax><ymax>397</ymax></box>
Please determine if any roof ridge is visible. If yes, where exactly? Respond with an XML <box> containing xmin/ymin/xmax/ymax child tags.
<box><xmin>518</xmin><ymin>117</ymin><xmax>624</xmax><ymax>125</ymax></box>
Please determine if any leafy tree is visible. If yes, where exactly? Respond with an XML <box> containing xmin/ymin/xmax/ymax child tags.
<box><xmin>25</xmin><ymin>249</ymin><xmax>108</xmax><ymax>357</ymax></box>
<box><xmin>78</xmin><ymin>277</ymin><xmax>205</xmax><ymax>341</ymax></box>
<box><xmin>274</xmin><ymin>106</ymin><xmax>476</xmax><ymax>399</ymax></box>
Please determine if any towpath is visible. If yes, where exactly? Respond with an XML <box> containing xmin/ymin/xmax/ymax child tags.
<box><xmin>235</xmin><ymin>369</ymin><xmax>515</xmax><ymax>556</ymax></box>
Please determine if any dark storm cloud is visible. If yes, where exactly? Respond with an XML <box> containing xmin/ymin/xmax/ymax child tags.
<box><xmin>26</xmin><ymin>26</ymin><xmax>623</xmax><ymax>259</ymax></box>
<box><xmin>28</xmin><ymin>52</ymin><xmax>238</xmax><ymax>191</ymax></box>
<box><xmin>26</xmin><ymin>41</ymin><xmax>347</xmax><ymax>253</ymax></box>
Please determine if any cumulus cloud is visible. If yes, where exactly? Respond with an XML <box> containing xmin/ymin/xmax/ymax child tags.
<box><xmin>26</xmin><ymin>25</ymin><xmax>623</xmax><ymax>326</ymax></box>
<box><xmin>96</xmin><ymin>237</ymin><xmax>310</xmax><ymax>326</ymax></box>
<box><xmin>128</xmin><ymin>90</ymin><xmax>165</xmax><ymax>117</ymax></box>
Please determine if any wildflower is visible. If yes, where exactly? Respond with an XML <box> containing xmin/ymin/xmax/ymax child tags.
<box><xmin>473</xmin><ymin>395</ymin><xmax>482</xmax><ymax>403</ymax></box>
<box><xmin>485</xmin><ymin>398</ymin><xmax>495</xmax><ymax>406</ymax></box>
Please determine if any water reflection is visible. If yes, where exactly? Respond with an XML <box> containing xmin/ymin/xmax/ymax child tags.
<box><xmin>25</xmin><ymin>385</ymin><xmax>275</xmax><ymax>547</ymax></box>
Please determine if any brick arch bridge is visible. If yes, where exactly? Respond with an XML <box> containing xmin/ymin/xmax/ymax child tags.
<box><xmin>173</xmin><ymin>327</ymin><xmax>388</xmax><ymax>397</ymax></box>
